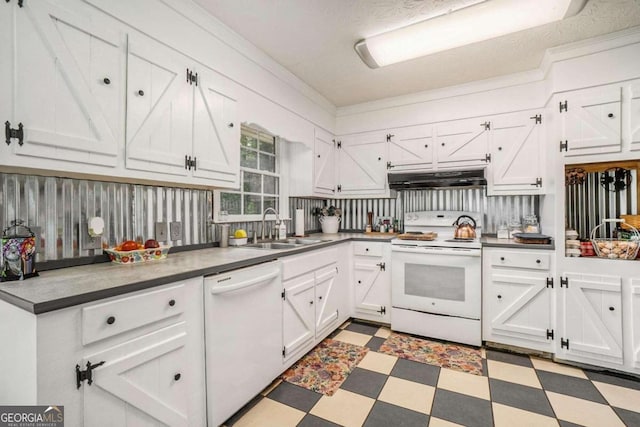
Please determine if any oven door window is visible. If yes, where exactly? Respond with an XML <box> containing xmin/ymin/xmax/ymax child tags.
<box><xmin>405</xmin><ymin>263</ymin><xmax>465</xmax><ymax>301</ymax></box>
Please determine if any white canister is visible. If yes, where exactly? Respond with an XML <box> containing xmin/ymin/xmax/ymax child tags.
<box><xmin>319</xmin><ymin>216</ymin><xmax>341</xmax><ymax>234</ymax></box>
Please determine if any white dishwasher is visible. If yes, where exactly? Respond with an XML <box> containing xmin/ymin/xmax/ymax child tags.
<box><xmin>204</xmin><ymin>261</ymin><xmax>282</xmax><ymax>426</ymax></box>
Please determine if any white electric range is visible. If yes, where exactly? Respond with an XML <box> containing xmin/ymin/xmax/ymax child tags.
<box><xmin>390</xmin><ymin>210</ymin><xmax>483</xmax><ymax>346</ymax></box>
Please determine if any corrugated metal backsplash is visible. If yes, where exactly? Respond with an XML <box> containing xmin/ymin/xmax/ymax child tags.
<box><xmin>1</xmin><ymin>173</ymin><xmax>212</xmax><ymax>261</ymax></box>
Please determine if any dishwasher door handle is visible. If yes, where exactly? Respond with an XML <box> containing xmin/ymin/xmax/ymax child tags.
<box><xmin>209</xmin><ymin>269</ymin><xmax>280</xmax><ymax>295</ymax></box>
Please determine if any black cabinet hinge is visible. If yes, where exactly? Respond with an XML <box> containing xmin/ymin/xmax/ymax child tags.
<box><xmin>532</xmin><ymin>177</ymin><xmax>542</xmax><ymax>187</ymax></box>
<box><xmin>485</xmin><ymin>153</ymin><xmax>491</xmax><ymax>163</ymax></box>
<box><xmin>386</xmin><ymin>133</ymin><xmax>394</xmax><ymax>142</ymax></box>
<box><xmin>336</xmin><ymin>140</ymin><xmax>342</xmax><ymax>149</ymax></box>
<box><xmin>337</xmin><ymin>185</ymin><xmax>342</xmax><ymax>192</ymax></box>
<box><xmin>377</xmin><ymin>262</ymin><xmax>386</xmax><ymax>271</ymax></box>
<box><xmin>561</xmin><ymin>338</ymin><xmax>570</xmax><ymax>349</ymax></box>
<box><xmin>546</xmin><ymin>329</ymin><xmax>554</xmax><ymax>340</ymax></box>
<box><xmin>559</xmin><ymin>100</ymin><xmax>568</xmax><ymax>113</ymax></box>
<box><xmin>560</xmin><ymin>140</ymin><xmax>568</xmax><ymax>152</ymax></box>
<box><xmin>184</xmin><ymin>155</ymin><xmax>197</xmax><ymax>170</ymax></box>
<box><xmin>5</xmin><ymin>121</ymin><xmax>24</xmax><ymax>146</ymax></box>
<box><xmin>546</xmin><ymin>277</ymin><xmax>554</xmax><ymax>288</ymax></box>
<box><xmin>377</xmin><ymin>306</ymin><xmax>386</xmax><ymax>315</ymax></box>
<box><xmin>281</xmin><ymin>289</ymin><xmax>286</xmax><ymax>300</ymax></box>
<box><xmin>186</xmin><ymin>68</ymin><xmax>198</xmax><ymax>86</ymax></box>
<box><xmin>76</xmin><ymin>360</ymin><xmax>105</xmax><ymax>389</ymax></box>
<box><xmin>282</xmin><ymin>346</ymin><xmax>286</xmax><ymax>357</ymax></box>
<box><xmin>481</xmin><ymin>121</ymin><xmax>491</xmax><ymax>131</ymax></box>
<box><xmin>6</xmin><ymin>0</ymin><xmax>24</xmax><ymax>7</ymax></box>
<box><xmin>386</xmin><ymin>161</ymin><xmax>394</xmax><ymax>169</ymax></box>
<box><xmin>560</xmin><ymin>277</ymin><xmax>568</xmax><ymax>288</ymax></box>
<box><xmin>530</xmin><ymin>114</ymin><xmax>542</xmax><ymax>124</ymax></box>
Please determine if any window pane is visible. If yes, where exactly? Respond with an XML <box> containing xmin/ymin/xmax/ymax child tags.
<box><xmin>241</xmin><ymin>134</ymin><xmax>258</xmax><ymax>149</ymax></box>
<box><xmin>259</xmin><ymin>137</ymin><xmax>275</xmax><ymax>154</ymax></box>
<box><xmin>243</xmin><ymin>171</ymin><xmax>261</xmax><ymax>193</ymax></box>
<box><xmin>220</xmin><ymin>193</ymin><xmax>241</xmax><ymax>215</ymax></box>
<box><xmin>244</xmin><ymin>195</ymin><xmax>261</xmax><ymax>215</ymax></box>
<box><xmin>241</xmin><ymin>147</ymin><xmax>258</xmax><ymax>169</ymax></box>
<box><xmin>264</xmin><ymin>196</ymin><xmax>278</xmax><ymax>211</ymax></box>
<box><xmin>259</xmin><ymin>153</ymin><xmax>276</xmax><ymax>172</ymax></box>
<box><xmin>264</xmin><ymin>176</ymin><xmax>279</xmax><ymax>195</ymax></box>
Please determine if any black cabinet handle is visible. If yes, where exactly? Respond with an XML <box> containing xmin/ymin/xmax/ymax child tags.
<box><xmin>441</xmin><ymin>143</ymin><xmax>445</xmax><ymax>146</ymax></box>
<box><xmin>424</xmin><ymin>144</ymin><xmax>428</xmax><ymax>148</ymax></box>
<box><xmin>106</xmin><ymin>316</ymin><xmax>116</xmax><ymax>325</ymax></box>
<box><xmin>500</xmin><ymin>257</ymin><xmax>505</xmax><ymax>261</ymax></box>
<box><xmin>317</xmin><ymin>154</ymin><xmax>321</xmax><ymax>158</ymax></box>
<box><xmin>318</xmin><ymin>296</ymin><xmax>323</xmax><ymax>300</ymax></box>
<box><xmin>498</xmin><ymin>147</ymin><xmax>502</xmax><ymax>151</ymax></box>
<box><xmin>365</xmin><ymin>248</ymin><xmax>369</xmax><ymax>252</ymax></box>
<box><xmin>137</xmin><ymin>90</ymin><xmax>144</xmax><ymax>96</ymax></box>
<box><xmin>608</xmin><ymin>113</ymin><xmax>614</xmax><ymax>118</ymax></box>
<box><xmin>169</xmin><ymin>299</ymin><xmax>176</xmax><ymax>307</ymax></box>
<box><xmin>358</xmin><ymin>280</ymin><xmax>361</xmax><ymax>284</ymax></box>
<box><xmin>174</xmin><ymin>373</ymin><xmax>181</xmax><ymax>381</ymax></box>
<box><xmin>103</xmin><ymin>77</ymin><xmax>111</xmax><ymax>85</ymax></box>
<box><xmin>609</xmin><ymin>306</ymin><xmax>615</xmax><ymax>311</ymax></box>
<box><xmin>536</xmin><ymin>259</ymin><xmax>541</xmax><ymax>264</ymax></box>
<box><xmin>378</xmin><ymin>157</ymin><xmax>381</xmax><ymax>161</ymax></box>
<box><xmin>228</xmin><ymin>122</ymin><xmax>234</xmax><ymax>128</ymax></box>
<box><xmin>309</xmin><ymin>301</ymin><xmax>314</xmax><ymax>305</ymax></box>
<box><xmin>497</xmin><ymin>295</ymin><xmax>502</xmax><ymax>299</ymax></box>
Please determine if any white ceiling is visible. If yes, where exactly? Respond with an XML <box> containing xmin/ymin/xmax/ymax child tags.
<box><xmin>193</xmin><ymin>0</ymin><xmax>640</xmax><ymax>107</ymax></box>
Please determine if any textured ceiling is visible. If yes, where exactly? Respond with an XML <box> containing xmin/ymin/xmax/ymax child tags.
<box><xmin>193</xmin><ymin>0</ymin><xmax>640</xmax><ymax>107</ymax></box>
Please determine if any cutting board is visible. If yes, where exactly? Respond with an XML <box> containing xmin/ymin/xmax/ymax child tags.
<box><xmin>397</xmin><ymin>232</ymin><xmax>438</xmax><ymax>241</ymax></box>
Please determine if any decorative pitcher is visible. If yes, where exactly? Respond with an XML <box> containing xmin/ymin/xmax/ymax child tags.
<box><xmin>319</xmin><ymin>216</ymin><xmax>341</xmax><ymax>234</ymax></box>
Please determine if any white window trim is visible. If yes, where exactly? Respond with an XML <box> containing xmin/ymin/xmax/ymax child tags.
<box><xmin>213</xmin><ymin>133</ymin><xmax>289</xmax><ymax>223</ymax></box>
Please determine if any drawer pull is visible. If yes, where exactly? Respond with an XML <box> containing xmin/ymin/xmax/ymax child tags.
<box><xmin>536</xmin><ymin>259</ymin><xmax>541</xmax><ymax>264</ymax></box>
<box><xmin>609</xmin><ymin>306</ymin><xmax>615</xmax><ymax>311</ymax></box>
<box><xmin>309</xmin><ymin>300</ymin><xmax>314</xmax><ymax>305</ymax></box>
<box><xmin>500</xmin><ymin>257</ymin><xmax>505</xmax><ymax>261</ymax></box>
<box><xmin>137</xmin><ymin>89</ymin><xmax>144</xmax><ymax>96</ymax></box>
<box><xmin>169</xmin><ymin>299</ymin><xmax>176</xmax><ymax>307</ymax></box>
<box><xmin>365</xmin><ymin>248</ymin><xmax>369</xmax><ymax>252</ymax></box>
<box><xmin>103</xmin><ymin>77</ymin><xmax>111</xmax><ymax>85</ymax></box>
<box><xmin>106</xmin><ymin>316</ymin><xmax>116</xmax><ymax>325</ymax></box>
<box><xmin>358</xmin><ymin>280</ymin><xmax>362</xmax><ymax>284</ymax></box>
<box><xmin>318</xmin><ymin>296</ymin><xmax>323</xmax><ymax>300</ymax></box>
<box><xmin>497</xmin><ymin>295</ymin><xmax>502</xmax><ymax>299</ymax></box>
<box><xmin>174</xmin><ymin>373</ymin><xmax>181</xmax><ymax>381</ymax></box>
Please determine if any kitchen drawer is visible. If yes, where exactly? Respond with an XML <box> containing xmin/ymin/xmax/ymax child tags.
<box><xmin>490</xmin><ymin>250</ymin><xmax>550</xmax><ymax>270</ymax></box>
<box><xmin>353</xmin><ymin>242</ymin><xmax>383</xmax><ymax>257</ymax></box>
<box><xmin>282</xmin><ymin>248</ymin><xmax>338</xmax><ymax>281</ymax></box>
<box><xmin>82</xmin><ymin>283</ymin><xmax>185</xmax><ymax>345</ymax></box>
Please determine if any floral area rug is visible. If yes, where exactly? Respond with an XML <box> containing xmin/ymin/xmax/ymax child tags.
<box><xmin>379</xmin><ymin>332</ymin><xmax>484</xmax><ymax>376</ymax></box>
<box><xmin>281</xmin><ymin>338</ymin><xmax>369</xmax><ymax>396</ymax></box>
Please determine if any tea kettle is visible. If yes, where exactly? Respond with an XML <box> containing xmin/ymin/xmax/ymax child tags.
<box><xmin>452</xmin><ymin>215</ymin><xmax>477</xmax><ymax>239</ymax></box>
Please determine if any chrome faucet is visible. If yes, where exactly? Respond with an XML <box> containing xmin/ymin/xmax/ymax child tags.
<box><xmin>261</xmin><ymin>207</ymin><xmax>280</xmax><ymax>241</ymax></box>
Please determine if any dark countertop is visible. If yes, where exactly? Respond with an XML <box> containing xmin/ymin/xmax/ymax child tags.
<box><xmin>0</xmin><ymin>233</ymin><xmax>394</xmax><ymax>314</ymax></box>
<box><xmin>481</xmin><ymin>236</ymin><xmax>555</xmax><ymax>250</ymax></box>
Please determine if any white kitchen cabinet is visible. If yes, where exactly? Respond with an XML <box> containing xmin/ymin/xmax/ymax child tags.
<box><xmin>353</xmin><ymin>242</ymin><xmax>391</xmax><ymax>323</ymax></box>
<box><xmin>434</xmin><ymin>117</ymin><xmax>491</xmax><ymax>168</ymax></box>
<box><xmin>557</xmin><ymin>272</ymin><xmax>623</xmax><ymax>365</ymax></box>
<box><xmin>630</xmin><ymin>83</ymin><xmax>640</xmax><ymax>151</ymax></box>
<box><xmin>482</xmin><ymin>248</ymin><xmax>554</xmax><ymax>353</ymax></box>
<box><xmin>204</xmin><ymin>262</ymin><xmax>282</xmax><ymax>427</ymax></box>
<box><xmin>314</xmin><ymin>128</ymin><xmax>337</xmax><ymax>195</ymax></box>
<box><xmin>0</xmin><ymin>278</ymin><xmax>206</xmax><ymax>426</ymax></box>
<box><xmin>387</xmin><ymin>125</ymin><xmax>435</xmax><ymax>171</ymax></box>
<box><xmin>631</xmin><ymin>279</ymin><xmax>640</xmax><ymax>369</ymax></box>
<box><xmin>282</xmin><ymin>247</ymin><xmax>347</xmax><ymax>365</ymax></box>
<box><xmin>2</xmin><ymin>0</ymin><xmax>123</xmax><ymax>169</ymax></box>
<box><xmin>288</xmin><ymin>128</ymin><xmax>337</xmax><ymax>197</ymax></box>
<box><xmin>487</xmin><ymin>110</ymin><xmax>545</xmax><ymax>195</ymax></box>
<box><xmin>336</xmin><ymin>131</ymin><xmax>388</xmax><ymax>196</ymax></box>
<box><xmin>126</xmin><ymin>33</ymin><xmax>239</xmax><ymax>188</ymax></box>
<box><xmin>558</xmin><ymin>85</ymin><xmax>622</xmax><ymax>156</ymax></box>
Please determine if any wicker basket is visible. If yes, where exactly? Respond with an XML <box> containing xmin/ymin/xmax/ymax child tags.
<box><xmin>590</xmin><ymin>219</ymin><xmax>640</xmax><ymax>260</ymax></box>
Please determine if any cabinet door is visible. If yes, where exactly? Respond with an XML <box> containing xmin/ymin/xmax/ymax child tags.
<box><xmin>631</xmin><ymin>279</ymin><xmax>640</xmax><ymax>369</ymax></box>
<box><xmin>191</xmin><ymin>69</ymin><xmax>240</xmax><ymax>187</ymax></box>
<box><xmin>315</xmin><ymin>265</ymin><xmax>339</xmax><ymax>338</ymax></box>
<box><xmin>354</xmin><ymin>259</ymin><xmax>390</xmax><ymax>322</ymax></box>
<box><xmin>387</xmin><ymin>125</ymin><xmax>434</xmax><ymax>171</ymax></box>
<box><xmin>434</xmin><ymin>118</ymin><xmax>490</xmax><ymax>168</ymax></box>
<box><xmin>630</xmin><ymin>83</ymin><xmax>640</xmax><ymax>151</ymax></box>
<box><xmin>283</xmin><ymin>273</ymin><xmax>316</xmax><ymax>362</ymax></box>
<box><xmin>561</xmin><ymin>86</ymin><xmax>622</xmax><ymax>156</ymax></box>
<box><xmin>559</xmin><ymin>273</ymin><xmax>622</xmax><ymax>363</ymax></box>
<box><xmin>83</xmin><ymin>323</ymin><xmax>192</xmax><ymax>426</ymax></box>
<box><xmin>126</xmin><ymin>34</ymin><xmax>193</xmax><ymax>176</ymax></box>
<box><xmin>488</xmin><ymin>110</ymin><xmax>544</xmax><ymax>195</ymax></box>
<box><xmin>10</xmin><ymin>1</ymin><xmax>121</xmax><ymax>166</ymax></box>
<box><xmin>337</xmin><ymin>132</ymin><xmax>387</xmax><ymax>194</ymax></box>
<box><xmin>486</xmin><ymin>270</ymin><xmax>552</xmax><ymax>350</ymax></box>
<box><xmin>314</xmin><ymin>128</ymin><xmax>336</xmax><ymax>195</ymax></box>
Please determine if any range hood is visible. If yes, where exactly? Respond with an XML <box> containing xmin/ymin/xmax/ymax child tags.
<box><xmin>388</xmin><ymin>169</ymin><xmax>487</xmax><ymax>190</ymax></box>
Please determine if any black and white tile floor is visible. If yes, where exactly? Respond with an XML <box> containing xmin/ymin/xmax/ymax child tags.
<box><xmin>225</xmin><ymin>320</ymin><xmax>640</xmax><ymax>427</ymax></box>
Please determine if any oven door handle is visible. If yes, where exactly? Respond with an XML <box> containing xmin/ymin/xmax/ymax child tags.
<box><xmin>391</xmin><ymin>246</ymin><xmax>481</xmax><ymax>256</ymax></box>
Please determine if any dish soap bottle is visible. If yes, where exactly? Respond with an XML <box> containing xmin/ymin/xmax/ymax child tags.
<box><xmin>278</xmin><ymin>220</ymin><xmax>287</xmax><ymax>240</ymax></box>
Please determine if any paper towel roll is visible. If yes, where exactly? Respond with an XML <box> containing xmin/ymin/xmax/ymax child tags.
<box><xmin>295</xmin><ymin>209</ymin><xmax>305</xmax><ymax>237</ymax></box>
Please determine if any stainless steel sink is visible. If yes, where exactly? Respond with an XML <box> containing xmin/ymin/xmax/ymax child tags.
<box><xmin>286</xmin><ymin>238</ymin><xmax>323</xmax><ymax>245</ymax></box>
<box><xmin>244</xmin><ymin>242</ymin><xmax>300</xmax><ymax>250</ymax></box>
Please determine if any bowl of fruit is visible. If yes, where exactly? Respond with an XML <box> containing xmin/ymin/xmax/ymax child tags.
<box><xmin>104</xmin><ymin>239</ymin><xmax>171</xmax><ymax>264</ymax></box>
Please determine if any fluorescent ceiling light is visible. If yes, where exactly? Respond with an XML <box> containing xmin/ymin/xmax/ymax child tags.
<box><xmin>355</xmin><ymin>0</ymin><xmax>588</xmax><ymax>68</ymax></box>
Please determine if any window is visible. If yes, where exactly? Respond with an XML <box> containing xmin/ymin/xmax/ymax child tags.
<box><xmin>217</xmin><ymin>126</ymin><xmax>281</xmax><ymax>220</ymax></box>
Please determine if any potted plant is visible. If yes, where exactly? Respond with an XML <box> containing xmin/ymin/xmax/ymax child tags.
<box><xmin>313</xmin><ymin>206</ymin><xmax>342</xmax><ymax>234</ymax></box>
